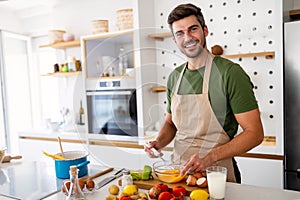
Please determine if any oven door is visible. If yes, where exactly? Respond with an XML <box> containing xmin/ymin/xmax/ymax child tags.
<box><xmin>86</xmin><ymin>89</ymin><xmax>137</xmax><ymax>136</ymax></box>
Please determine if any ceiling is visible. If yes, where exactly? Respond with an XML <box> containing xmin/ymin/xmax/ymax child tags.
<box><xmin>0</xmin><ymin>0</ymin><xmax>62</xmax><ymax>18</ymax></box>
<box><xmin>0</xmin><ymin>0</ymin><xmax>59</xmax><ymax>10</ymax></box>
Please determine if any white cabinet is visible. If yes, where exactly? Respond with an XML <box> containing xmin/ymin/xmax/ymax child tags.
<box><xmin>236</xmin><ymin>157</ymin><xmax>283</xmax><ymax>189</ymax></box>
<box><xmin>88</xmin><ymin>144</ymin><xmax>172</xmax><ymax>169</ymax></box>
<box><xmin>18</xmin><ymin>138</ymin><xmax>88</xmax><ymax>162</ymax></box>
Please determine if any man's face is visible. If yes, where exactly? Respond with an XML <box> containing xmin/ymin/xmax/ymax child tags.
<box><xmin>172</xmin><ymin>15</ymin><xmax>208</xmax><ymax>58</ymax></box>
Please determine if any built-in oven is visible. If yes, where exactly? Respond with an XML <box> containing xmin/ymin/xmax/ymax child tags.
<box><xmin>86</xmin><ymin>79</ymin><xmax>137</xmax><ymax>136</ymax></box>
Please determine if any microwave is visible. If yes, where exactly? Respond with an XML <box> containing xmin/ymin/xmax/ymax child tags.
<box><xmin>86</xmin><ymin>80</ymin><xmax>137</xmax><ymax>136</ymax></box>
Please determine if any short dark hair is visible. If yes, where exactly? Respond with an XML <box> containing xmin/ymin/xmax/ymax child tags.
<box><xmin>167</xmin><ymin>3</ymin><xmax>206</xmax><ymax>31</ymax></box>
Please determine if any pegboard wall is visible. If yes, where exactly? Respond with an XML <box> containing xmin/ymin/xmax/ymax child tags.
<box><xmin>151</xmin><ymin>0</ymin><xmax>283</xmax><ymax>154</ymax></box>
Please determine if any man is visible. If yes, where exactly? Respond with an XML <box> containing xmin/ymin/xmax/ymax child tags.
<box><xmin>144</xmin><ymin>3</ymin><xmax>264</xmax><ymax>183</ymax></box>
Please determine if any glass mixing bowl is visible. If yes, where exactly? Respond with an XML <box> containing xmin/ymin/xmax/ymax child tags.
<box><xmin>153</xmin><ymin>161</ymin><xmax>186</xmax><ymax>183</ymax></box>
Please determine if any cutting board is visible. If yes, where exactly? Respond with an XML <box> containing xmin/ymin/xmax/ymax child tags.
<box><xmin>133</xmin><ymin>174</ymin><xmax>208</xmax><ymax>194</ymax></box>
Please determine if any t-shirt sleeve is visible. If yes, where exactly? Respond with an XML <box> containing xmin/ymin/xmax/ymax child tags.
<box><xmin>226</xmin><ymin>63</ymin><xmax>258</xmax><ymax>114</ymax></box>
<box><xmin>166</xmin><ymin>67</ymin><xmax>182</xmax><ymax>114</ymax></box>
<box><xmin>166</xmin><ymin>72</ymin><xmax>175</xmax><ymax>114</ymax></box>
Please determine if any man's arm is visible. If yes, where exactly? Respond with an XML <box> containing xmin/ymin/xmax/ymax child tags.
<box><xmin>209</xmin><ymin>108</ymin><xmax>264</xmax><ymax>161</ymax></box>
<box><xmin>144</xmin><ymin>113</ymin><xmax>177</xmax><ymax>155</ymax></box>
<box><xmin>182</xmin><ymin>108</ymin><xmax>264</xmax><ymax>174</ymax></box>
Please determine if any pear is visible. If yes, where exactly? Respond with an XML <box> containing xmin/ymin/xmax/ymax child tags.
<box><xmin>105</xmin><ymin>194</ymin><xmax>118</xmax><ymax>200</ymax></box>
<box><xmin>109</xmin><ymin>184</ymin><xmax>120</xmax><ymax>195</ymax></box>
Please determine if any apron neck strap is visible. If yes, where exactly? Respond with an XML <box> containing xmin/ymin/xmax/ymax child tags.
<box><xmin>202</xmin><ymin>53</ymin><xmax>214</xmax><ymax>93</ymax></box>
<box><xmin>174</xmin><ymin>52</ymin><xmax>214</xmax><ymax>94</ymax></box>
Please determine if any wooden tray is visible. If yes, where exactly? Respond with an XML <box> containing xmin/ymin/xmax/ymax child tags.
<box><xmin>133</xmin><ymin>177</ymin><xmax>208</xmax><ymax>195</ymax></box>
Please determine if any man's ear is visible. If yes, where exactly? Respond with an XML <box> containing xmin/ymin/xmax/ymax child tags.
<box><xmin>203</xmin><ymin>25</ymin><xmax>209</xmax><ymax>37</ymax></box>
<box><xmin>173</xmin><ymin>36</ymin><xmax>177</xmax><ymax>44</ymax></box>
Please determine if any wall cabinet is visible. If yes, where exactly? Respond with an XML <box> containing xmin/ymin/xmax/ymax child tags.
<box><xmin>81</xmin><ymin>30</ymin><xmax>135</xmax><ymax>79</ymax></box>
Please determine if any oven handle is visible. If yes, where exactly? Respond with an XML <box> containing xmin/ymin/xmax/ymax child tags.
<box><xmin>86</xmin><ymin>91</ymin><xmax>132</xmax><ymax>96</ymax></box>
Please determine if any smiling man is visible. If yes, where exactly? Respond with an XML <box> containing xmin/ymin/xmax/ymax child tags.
<box><xmin>144</xmin><ymin>3</ymin><xmax>264</xmax><ymax>183</ymax></box>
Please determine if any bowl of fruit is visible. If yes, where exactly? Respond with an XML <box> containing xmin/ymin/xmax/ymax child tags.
<box><xmin>153</xmin><ymin>161</ymin><xmax>185</xmax><ymax>183</ymax></box>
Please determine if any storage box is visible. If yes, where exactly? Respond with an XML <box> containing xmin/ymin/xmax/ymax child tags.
<box><xmin>48</xmin><ymin>30</ymin><xmax>66</xmax><ymax>44</ymax></box>
<box><xmin>91</xmin><ymin>20</ymin><xmax>109</xmax><ymax>34</ymax></box>
<box><xmin>116</xmin><ymin>8</ymin><xmax>133</xmax><ymax>30</ymax></box>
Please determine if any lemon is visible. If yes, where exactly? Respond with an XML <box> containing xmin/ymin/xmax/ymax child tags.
<box><xmin>190</xmin><ymin>189</ymin><xmax>209</xmax><ymax>200</ymax></box>
<box><xmin>122</xmin><ymin>184</ymin><xmax>138</xmax><ymax>196</ymax></box>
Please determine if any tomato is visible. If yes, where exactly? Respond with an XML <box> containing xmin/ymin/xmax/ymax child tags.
<box><xmin>172</xmin><ymin>185</ymin><xmax>187</xmax><ymax>197</ymax></box>
<box><xmin>156</xmin><ymin>183</ymin><xmax>169</xmax><ymax>192</ymax></box>
<box><xmin>158</xmin><ymin>191</ymin><xmax>174</xmax><ymax>200</ymax></box>
<box><xmin>149</xmin><ymin>186</ymin><xmax>161</xmax><ymax>199</ymax></box>
<box><xmin>170</xmin><ymin>196</ymin><xmax>184</xmax><ymax>200</ymax></box>
<box><xmin>119</xmin><ymin>194</ymin><xmax>133</xmax><ymax>200</ymax></box>
<box><xmin>119</xmin><ymin>196</ymin><xmax>132</xmax><ymax>200</ymax></box>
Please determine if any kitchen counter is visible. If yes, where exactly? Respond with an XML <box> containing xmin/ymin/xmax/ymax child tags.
<box><xmin>19</xmin><ymin>130</ymin><xmax>283</xmax><ymax>160</ymax></box>
<box><xmin>0</xmin><ymin>160</ymin><xmax>109</xmax><ymax>200</ymax></box>
<box><xmin>1</xmin><ymin>161</ymin><xmax>300</xmax><ymax>200</ymax></box>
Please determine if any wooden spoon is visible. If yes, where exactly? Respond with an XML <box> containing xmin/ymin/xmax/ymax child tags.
<box><xmin>2</xmin><ymin>155</ymin><xmax>22</xmax><ymax>163</ymax></box>
<box><xmin>57</xmin><ymin>136</ymin><xmax>65</xmax><ymax>158</ymax></box>
<box><xmin>79</xmin><ymin>167</ymin><xmax>114</xmax><ymax>182</ymax></box>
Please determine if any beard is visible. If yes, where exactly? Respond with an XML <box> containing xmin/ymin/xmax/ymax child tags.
<box><xmin>180</xmin><ymin>38</ymin><xmax>207</xmax><ymax>58</ymax></box>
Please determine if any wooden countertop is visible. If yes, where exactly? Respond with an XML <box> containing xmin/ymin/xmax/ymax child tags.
<box><xmin>19</xmin><ymin>134</ymin><xmax>284</xmax><ymax>161</ymax></box>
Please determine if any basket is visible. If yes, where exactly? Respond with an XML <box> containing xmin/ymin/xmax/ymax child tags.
<box><xmin>116</xmin><ymin>8</ymin><xmax>133</xmax><ymax>30</ymax></box>
<box><xmin>0</xmin><ymin>147</ymin><xmax>5</xmax><ymax>164</ymax></box>
<box><xmin>48</xmin><ymin>30</ymin><xmax>66</xmax><ymax>44</ymax></box>
<box><xmin>91</xmin><ymin>20</ymin><xmax>109</xmax><ymax>34</ymax></box>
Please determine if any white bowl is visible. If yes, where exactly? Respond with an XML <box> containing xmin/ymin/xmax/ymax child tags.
<box><xmin>48</xmin><ymin>122</ymin><xmax>61</xmax><ymax>131</ymax></box>
<box><xmin>63</xmin><ymin>33</ymin><xmax>75</xmax><ymax>42</ymax></box>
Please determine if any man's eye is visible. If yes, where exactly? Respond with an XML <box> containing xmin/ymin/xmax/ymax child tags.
<box><xmin>175</xmin><ymin>32</ymin><xmax>183</xmax><ymax>37</ymax></box>
<box><xmin>190</xmin><ymin>27</ymin><xmax>198</xmax><ymax>32</ymax></box>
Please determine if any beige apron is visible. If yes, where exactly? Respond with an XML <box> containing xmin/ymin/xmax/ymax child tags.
<box><xmin>170</xmin><ymin>53</ymin><xmax>236</xmax><ymax>182</ymax></box>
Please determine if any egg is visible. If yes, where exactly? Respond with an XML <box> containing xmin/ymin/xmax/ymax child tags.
<box><xmin>61</xmin><ymin>181</ymin><xmax>70</xmax><ymax>194</ymax></box>
<box><xmin>78</xmin><ymin>179</ymin><xmax>86</xmax><ymax>190</ymax></box>
<box><xmin>86</xmin><ymin>179</ymin><xmax>95</xmax><ymax>191</ymax></box>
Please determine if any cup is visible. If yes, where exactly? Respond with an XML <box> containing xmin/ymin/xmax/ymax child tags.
<box><xmin>206</xmin><ymin>166</ymin><xmax>227</xmax><ymax>200</ymax></box>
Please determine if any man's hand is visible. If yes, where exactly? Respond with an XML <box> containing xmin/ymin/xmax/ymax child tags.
<box><xmin>144</xmin><ymin>140</ymin><xmax>163</xmax><ymax>158</ymax></box>
<box><xmin>181</xmin><ymin>153</ymin><xmax>214</xmax><ymax>175</ymax></box>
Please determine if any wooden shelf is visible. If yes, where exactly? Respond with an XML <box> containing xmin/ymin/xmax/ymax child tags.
<box><xmin>41</xmin><ymin>71</ymin><xmax>82</xmax><ymax>77</ymax></box>
<box><xmin>39</xmin><ymin>40</ymin><xmax>80</xmax><ymax>49</ymax></box>
<box><xmin>261</xmin><ymin>136</ymin><xmax>276</xmax><ymax>146</ymax></box>
<box><xmin>289</xmin><ymin>9</ymin><xmax>300</xmax><ymax>19</ymax></box>
<box><xmin>222</xmin><ymin>51</ymin><xmax>275</xmax><ymax>59</ymax></box>
<box><xmin>148</xmin><ymin>32</ymin><xmax>172</xmax><ymax>41</ymax></box>
<box><xmin>150</xmin><ymin>50</ymin><xmax>274</xmax><ymax>92</ymax></box>
<box><xmin>150</xmin><ymin>86</ymin><xmax>167</xmax><ymax>92</ymax></box>
<box><xmin>148</xmin><ymin>31</ymin><xmax>275</xmax><ymax>59</ymax></box>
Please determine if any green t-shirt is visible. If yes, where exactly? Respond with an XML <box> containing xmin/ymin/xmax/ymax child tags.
<box><xmin>167</xmin><ymin>56</ymin><xmax>258</xmax><ymax>139</ymax></box>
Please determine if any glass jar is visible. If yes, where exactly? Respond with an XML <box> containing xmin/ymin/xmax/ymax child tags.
<box><xmin>65</xmin><ymin>165</ymin><xmax>86</xmax><ymax>200</ymax></box>
<box><xmin>122</xmin><ymin>169</ymin><xmax>133</xmax><ymax>189</ymax></box>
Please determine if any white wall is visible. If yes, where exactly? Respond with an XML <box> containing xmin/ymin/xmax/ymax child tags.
<box><xmin>21</xmin><ymin>0</ymin><xmax>134</xmax><ymax>37</ymax></box>
<box><xmin>0</xmin><ymin>9</ymin><xmax>23</xmax><ymax>33</ymax></box>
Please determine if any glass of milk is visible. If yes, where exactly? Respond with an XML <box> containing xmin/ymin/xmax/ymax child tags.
<box><xmin>206</xmin><ymin>166</ymin><xmax>227</xmax><ymax>200</ymax></box>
